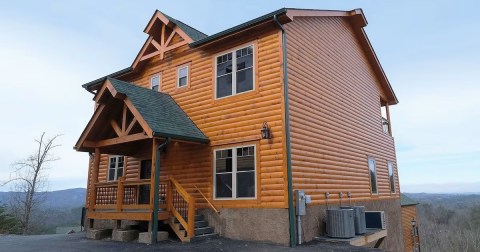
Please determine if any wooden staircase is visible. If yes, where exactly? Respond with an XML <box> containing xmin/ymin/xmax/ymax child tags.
<box><xmin>166</xmin><ymin>177</ymin><xmax>217</xmax><ymax>242</ymax></box>
<box><xmin>168</xmin><ymin>211</ymin><xmax>218</xmax><ymax>241</ymax></box>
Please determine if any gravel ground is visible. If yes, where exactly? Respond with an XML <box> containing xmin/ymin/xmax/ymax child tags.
<box><xmin>0</xmin><ymin>232</ymin><xmax>382</xmax><ymax>252</ymax></box>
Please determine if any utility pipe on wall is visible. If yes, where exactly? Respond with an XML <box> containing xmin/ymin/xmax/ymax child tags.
<box><xmin>273</xmin><ymin>14</ymin><xmax>296</xmax><ymax>248</ymax></box>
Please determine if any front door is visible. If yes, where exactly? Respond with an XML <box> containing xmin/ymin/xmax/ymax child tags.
<box><xmin>139</xmin><ymin>160</ymin><xmax>151</xmax><ymax>204</ymax></box>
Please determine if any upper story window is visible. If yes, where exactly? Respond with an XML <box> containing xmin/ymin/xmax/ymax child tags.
<box><xmin>214</xmin><ymin>145</ymin><xmax>256</xmax><ymax>199</ymax></box>
<box><xmin>177</xmin><ymin>65</ymin><xmax>189</xmax><ymax>88</ymax></box>
<box><xmin>215</xmin><ymin>45</ymin><xmax>254</xmax><ymax>99</ymax></box>
<box><xmin>368</xmin><ymin>157</ymin><xmax>378</xmax><ymax>194</ymax></box>
<box><xmin>108</xmin><ymin>156</ymin><xmax>124</xmax><ymax>181</ymax></box>
<box><xmin>151</xmin><ymin>74</ymin><xmax>160</xmax><ymax>91</ymax></box>
<box><xmin>388</xmin><ymin>161</ymin><xmax>395</xmax><ymax>193</ymax></box>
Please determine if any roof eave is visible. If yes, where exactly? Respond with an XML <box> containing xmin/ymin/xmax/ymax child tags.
<box><xmin>189</xmin><ymin>8</ymin><xmax>289</xmax><ymax>48</ymax></box>
<box><xmin>152</xmin><ymin>131</ymin><xmax>209</xmax><ymax>144</ymax></box>
<box><xmin>81</xmin><ymin>67</ymin><xmax>133</xmax><ymax>91</ymax></box>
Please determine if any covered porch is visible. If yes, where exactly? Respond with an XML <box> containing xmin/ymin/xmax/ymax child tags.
<box><xmin>75</xmin><ymin>78</ymin><xmax>209</xmax><ymax>242</ymax></box>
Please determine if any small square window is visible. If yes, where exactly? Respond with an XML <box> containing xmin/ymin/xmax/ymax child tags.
<box><xmin>151</xmin><ymin>74</ymin><xmax>160</xmax><ymax>91</ymax></box>
<box><xmin>177</xmin><ymin>66</ymin><xmax>188</xmax><ymax>88</ymax></box>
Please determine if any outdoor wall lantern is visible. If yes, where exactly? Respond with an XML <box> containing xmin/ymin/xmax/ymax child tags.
<box><xmin>261</xmin><ymin>122</ymin><xmax>272</xmax><ymax>139</ymax></box>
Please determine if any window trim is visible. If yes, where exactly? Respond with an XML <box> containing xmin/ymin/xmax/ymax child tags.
<box><xmin>176</xmin><ymin>64</ymin><xmax>189</xmax><ymax>88</ymax></box>
<box><xmin>107</xmin><ymin>155</ymin><xmax>124</xmax><ymax>182</ymax></box>
<box><xmin>368</xmin><ymin>157</ymin><xmax>378</xmax><ymax>195</ymax></box>
<box><xmin>214</xmin><ymin>43</ymin><xmax>256</xmax><ymax>100</ymax></box>
<box><xmin>213</xmin><ymin>145</ymin><xmax>257</xmax><ymax>200</ymax></box>
<box><xmin>387</xmin><ymin>161</ymin><xmax>395</xmax><ymax>193</ymax></box>
<box><xmin>150</xmin><ymin>73</ymin><xmax>161</xmax><ymax>91</ymax></box>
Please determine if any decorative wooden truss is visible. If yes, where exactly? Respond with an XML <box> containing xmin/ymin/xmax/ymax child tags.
<box><xmin>132</xmin><ymin>11</ymin><xmax>194</xmax><ymax>69</ymax></box>
<box><xmin>75</xmin><ymin>80</ymin><xmax>153</xmax><ymax>152</ymax></box>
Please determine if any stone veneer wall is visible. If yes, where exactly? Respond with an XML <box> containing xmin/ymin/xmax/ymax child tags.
<box><xmin>201</xmin><ymin>199</ymin><xmax>403</xmax><ymax>251</ymax></box>
<box><xmin>199</xmin><ymin>208</ymin><xmax>290</xmax><ymax>245</ymax></box>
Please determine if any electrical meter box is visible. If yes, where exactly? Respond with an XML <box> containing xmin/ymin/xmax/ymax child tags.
<box><xmin>296</xmin><ymin>190</ymin><xmax>306</xmax><ymax>216</ymax></box>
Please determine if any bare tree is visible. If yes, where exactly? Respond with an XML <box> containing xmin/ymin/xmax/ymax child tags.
<box><xmin>2</xmin><ymin>133</ymin><xmax>60</xmax><ymax>234</ymax></box>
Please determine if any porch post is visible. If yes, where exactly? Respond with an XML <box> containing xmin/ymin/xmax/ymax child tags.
<box><xmin>150</xmin><ymin>139</ymin><xmax>159</xmax><ymax>244</ymax></box>
<box><xmin>88</xmin><ymin>148</ymin><xmax>100</xmax><ymax>212</ymax></box>
<box><xmin>386</xmin><ymin>103</ymin><xmax>392</xmax><ymax>136</ymax></box>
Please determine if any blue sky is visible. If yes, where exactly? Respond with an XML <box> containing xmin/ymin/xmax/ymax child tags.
<box><xmin>0</xmin><ymin>0</ymin><xmax>478</xmax><ymax>193</ymax></box>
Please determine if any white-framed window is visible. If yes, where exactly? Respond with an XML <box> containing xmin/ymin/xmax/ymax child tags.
<box><xmin>214</xmin><ymin>145</ymin><xmax>256</xmax><ymax>199</ymax></box>
<box><xmin>177</xmin><ymin>65</ymin><xmax>189</xmax><ymax>88</ymax></box>
<box><xmin>215</xmin><ymin>45</ymin><xmax>254</xmax><ymax>99</ymax></box>
<box><xmin>150</xmin><ymin>74</ymin><xmax>160</xmax><ymax>91</ymax></box>
<box><xmin>108</xmin><ymin>156</ymin><xmax>124</xmax><ymax>181</ymax></box>
<box><xmin>388</xmin><ymin>161</ymin><xmax>395</xmax><ymax>193</ymax></box>
<box><xmin>368</xmin><ymin>157</ymin><xmax>378</xmax><ymax>194</ymax></box>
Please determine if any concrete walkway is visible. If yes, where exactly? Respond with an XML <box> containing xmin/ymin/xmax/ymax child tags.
<box><xmin>0</xmin><ymin>232</ymin><xmax>382</xmax><ymax>252</ymax></box>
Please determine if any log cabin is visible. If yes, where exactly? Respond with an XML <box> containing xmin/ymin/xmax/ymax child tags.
<box><xmin>75</xmin><ymin>7</ymin><xmax>404</xmax><ymax>250</ymax></box>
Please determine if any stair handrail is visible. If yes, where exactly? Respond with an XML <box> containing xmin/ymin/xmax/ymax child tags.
<box><xmin>168</xmin><ymin>176</ymin><xmax>196</xmax><ymax>239</ymax></box>
<box><xmin>194</xmin><ymin>185</ymin><xmax>220</xmax><ymax>214</ymax></box>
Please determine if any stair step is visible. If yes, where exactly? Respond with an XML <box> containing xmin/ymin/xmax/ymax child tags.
<box><xmin>192</xmin><ymin>233</ymin><xmax>219</xmax><ymax>242</ymax></box>
<box><xmin>194</xmin><ymin>227</ymin><xmax>214</xmax><ymax>236</ymax></box>
<box><xmin>178</xmin><ymin>220</ymin><xmax>209</xmax><ymax>230</ymax></box>
<box><xmin>172</xmin><ymin>215</ymin><xmax>203</xmax><ymax>223</ymax></box>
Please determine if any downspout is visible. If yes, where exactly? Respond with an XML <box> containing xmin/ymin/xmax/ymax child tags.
<box><xmin>152</xmin><ymin>137</ymin><xmax>171</xmax><ymax>244</ymax></box>
<box><xmin>274</xmin><ymin>14</ymin><xmax>296</xmax><ymax>248</ymax></box>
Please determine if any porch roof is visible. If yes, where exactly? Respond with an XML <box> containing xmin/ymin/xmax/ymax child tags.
<box><xmin>107</xmin><ymin>78</ymin><xmax>209</xmax><ymax>143</ymax></box>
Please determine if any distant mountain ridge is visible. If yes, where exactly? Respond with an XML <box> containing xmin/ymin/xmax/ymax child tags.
<box><xmin>0</xmin><ymin>188</ymin><xmax>86</xmax><ymax>209</ymax></box>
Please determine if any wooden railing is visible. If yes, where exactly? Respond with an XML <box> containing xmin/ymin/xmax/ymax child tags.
<box><xmin>194</xmin><ymin>185</ymin><xmax>219</xmax><ymax>213</ymax></box>
<box><xmin>167</xmin><ymin>176</ymin><xmax>196</xmax><ymax>240</ymax></box>
<box><xmin>93</xmin><ymin>178</ymin><xmax>168</xmax><ymax>211</ymax></box>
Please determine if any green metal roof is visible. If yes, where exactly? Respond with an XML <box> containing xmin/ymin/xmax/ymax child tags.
<box><xmin>400</xmin><ymin>194</ymin><xmax>419</xmax><ymax>206</ymax></box>
<box><xmin>189</xmin><ymin>8</ymin><xmax>287</xmax><ymax>47</ymax></box>
<box><xmin>82</xmin><ymin>67</ymin><xmax>132</xmax><ymax>89</ymax></box>
<box><xmin>160</xmin><ymin>11</ymin><xmax>208</xmax><ymax>42</ymax></box>
<box><xmin>108</xmin><ymin>78</ymin><xmax>209</xmax><ymax>143</ymax></box>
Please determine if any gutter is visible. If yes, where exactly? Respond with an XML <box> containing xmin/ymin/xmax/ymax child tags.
<box><xmin>273</xmin><ymin>14</ymin><xmax>296</xmax><ymax>248</ymax></box>
<box><xmin>152</xmin><ymin>137</ymin><xmax>171</xmax><ymax>244</ymax></box>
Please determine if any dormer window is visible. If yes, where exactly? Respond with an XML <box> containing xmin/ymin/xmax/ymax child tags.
<box><xmin>151</xmin><ymin>74</ymin><xmax>160</xmax><ymax>91</ymax></box>
<box><xmin>215</xmin><ymin>45</ymin><xmax>254</xmax><ymax>99</ymax></box>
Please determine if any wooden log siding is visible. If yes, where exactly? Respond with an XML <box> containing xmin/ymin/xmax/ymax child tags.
<box><xmin>401</xmin><ymin>205</ymin><xmax>418</xmax><ymax>252</ymax></box>
<box><xmin>93</xmin><ymin>27</ymin><xmax>287</xmax><ymax>208</ymax></box>
<box><xmin>285</xmin><ymin>16</ymin><xmax>400</xmax><ymax>204</ymax></box>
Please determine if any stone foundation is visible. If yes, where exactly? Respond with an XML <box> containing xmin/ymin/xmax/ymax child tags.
<box><xmin>86</xmin><ymin>228</ymin><xmax>112</xmax><ymax>240</ymax></box>
<box><xmin>138</xmin><ymin>231</ymin><xmax>169</xmax><ymax>243</ymax></box>
<box><xmin>200</xmin><ymin>199</ymin><xmax>403</xmax><ymax>251</ymax></box>
<box><xmin>199</xmin><ymin>208</ymin><xmax>290</xmax><ymax>245</ymax></box>
<box><xmin>112</xmin><ymin>229</ymin><xmax>140</xmax><ymax>242</ymax></box>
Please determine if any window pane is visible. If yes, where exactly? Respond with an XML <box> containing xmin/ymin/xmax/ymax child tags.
<box><xmin>236</xmin><ymin>68</ymin><xmax>253</xmax><ymax>93</ymax></box>
<box><xmin>217</xmin><ymin>74</ymin><xmax>232</xmax><ymax>98</ymax></box>
<box><xmin>179</xmin><ymin>67</ymin><xmax>188</xmax><ymax>77</ymax></box>
<box><xmin>216</xmin><ymin>152</ymin><xmax>232</xmax><ymax>173</ymax></box>
<box><xmin>369</xmin><ymin>159</ymin><xmax>377</xmax><ymax>194</ymax></box>
<box><xmin>215</xmin><ymin>174</ymin><xmax>232</xmax><ymax>198</ymax></box>
<box><xmin>236</xmin><ymin>53</ymin><xmax>253</xmax><ymax>71</ymax></box>
<box><xmin>217</xmin><ymin>53</ymin><xmax>232</xmax><ymax>76</ymax></box>
<box><xmin>388</xmin><ymin>162</ymin><xmax>395</xmax><ymax>192</ymax></box>
<box><xmin>108</xmin><ymin>169</ymin><xmax>115</xmax><ymax>181</ymax></box>
<box><xmin>237</xmin><ymin>155</ymin><xmax>254</xmax><ymax>172</ymax></box>
<box><xmin>117</xmin><ymin>168</ymin><xmax>123</xmax><ymax>178</ymax></box>
<box><xmin>179</xmin><ymin>77</ymin><xmax>187</xmax><ymax>87</ymax></box>
<box><xmin>152</xmin><ymin>85</ymin><xmax>159</xmax><ymax>91</ymax></box>
<box><xmin>237</xmin><ymin>171</ymin><xmax>255</xmax><ymax>198</ymax></box>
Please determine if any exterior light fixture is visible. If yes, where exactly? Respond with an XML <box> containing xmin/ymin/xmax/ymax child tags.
<box><xmin>411</xmin><ymin>219</ymin><xmax>417</xmax><ymax>227</ymax></box>
<box><xmin>261</xmin><ymin>122</ymin><xmax>272</xmax><ymax>139</ymax></box>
